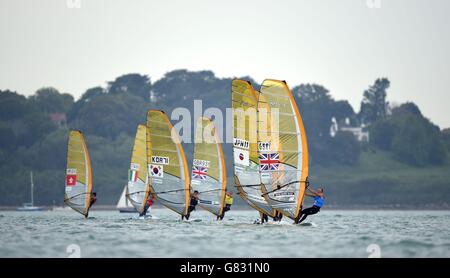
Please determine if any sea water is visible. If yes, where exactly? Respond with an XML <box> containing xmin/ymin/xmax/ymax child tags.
<box><xmin>0</xmin><ymin>209</ymin><xmax>449</xmax><ymax>258</ymax></box>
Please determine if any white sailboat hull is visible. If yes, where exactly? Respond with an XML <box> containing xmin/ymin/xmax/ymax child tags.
<box><xmin>16</xmin><ymin>206</ymin><xmax>44</xmax><ymax>212</ymax></box>
<box><xmin>118</xmin><ymin>207</ymin><xmax>137</xmax><ymax>213</ymax></box>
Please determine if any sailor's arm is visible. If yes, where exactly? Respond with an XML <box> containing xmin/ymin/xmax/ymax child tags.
<box><xmin>306</xmin><ymin>187</ymin><xmax>318</xmax><ymax>196</ymax></box>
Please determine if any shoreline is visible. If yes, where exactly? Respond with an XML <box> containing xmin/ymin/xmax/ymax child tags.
<box><xmin>1</xmin><ymin>204</ymin><xmax>450</xmax><ymax>211</ymax></box>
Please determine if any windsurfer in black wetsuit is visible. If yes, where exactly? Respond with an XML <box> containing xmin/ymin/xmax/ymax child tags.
<box><xmin>182</xmin><ymin>190</ymin><xmax>199</xmax><ymax>220</ymax></box>
<box><xmin>88</xmin><ymin>192</ymin><xmax>97</xmax><ymax>209</ymax></box>
<box><xmin>259</xmin><ymin>212</ymin><xmax>269</xmax><ymax>224</ymax></box>
<box><xmin>273</xmin><ymin>211</ymin><xmax>283</xmax><ymax>221</ymax></box>
<box><xmin>85</xmin><ymin>192</ymin><xmax>97</xmax><ymax>218</ymax></box>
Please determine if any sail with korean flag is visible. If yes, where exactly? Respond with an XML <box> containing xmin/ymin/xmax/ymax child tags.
<box><xmin>146</xmin><ymin>110</ymin><xmax>190</xmax><ymax>216</ymax></box>
<box><xmin>64</xmin><ymin>130</ymin><xmax>93</xmax><ymax>217</ymax></box>
<box><xmin>126</xmin><ymin>124</ymin><xmax>149</xmax><ymax>214</ymax></box>
<box><xmin>190</xmin><ymin>117</ymin><xmax>227</xmax><ymax>216</ymax></box>
<box><xmin>258</xmin><ymin>79</ymin><xmax>309</xmax><ymax>221</ymax></box>
<box><xmin>231</xmin><ymin>79</ymin><xmax>276</xmax><ymax>217</ymax></box>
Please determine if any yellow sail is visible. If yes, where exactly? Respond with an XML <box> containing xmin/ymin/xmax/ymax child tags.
<box><xmin>259</xmin><ymin>79</ymin><xmax>309</xmax><ymax>220</ymax></box>
<box><xmin>191</xmin><ymin>117</ymin><xmax>227</xmax><ymax>216</ymax></box>
<box><xmin>146</xmin><ymin>110</ymin><xmax>190</xmax><ymax>216</ymax></box>
<box><xmin>231</xmin><ymin>79</ymin><xmax>276</xmax><ymax>217</ymax></box>
<box><xmin>64</xmin><ymin>130</ymin><xmax>93</xmax><ymax>217</ymax></box>
<box><xmin>126</xmin><ymin>124</ymin><xmax>148</xmax><ymax>214</ymax></box>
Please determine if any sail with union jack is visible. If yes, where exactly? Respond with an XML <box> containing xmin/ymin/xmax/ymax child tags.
<box><xmin>192</xmin><ymin>166</ymin><xmax>208</xmax><ymax>180</ymax></box>
<box><xmin>259</xmin><ymin>152</ymin><xmax>280</xmax><ymax>171</ymax></box>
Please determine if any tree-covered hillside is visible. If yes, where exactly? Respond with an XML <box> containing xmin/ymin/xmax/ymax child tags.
<box><xmin>0</xmin><ymin>70</ymin><xmax>449</xmax><ymax>207</ymax></box>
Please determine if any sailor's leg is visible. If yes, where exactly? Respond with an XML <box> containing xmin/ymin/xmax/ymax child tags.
<box><xmin>298</xmin><ymin>214</ymin><xmax>308</xmax><ymax>224</ymax></box>
<box><xmin>297</xmin><ymin>207</ymin><xmax>319</xmax><ymax>223</ymax></box>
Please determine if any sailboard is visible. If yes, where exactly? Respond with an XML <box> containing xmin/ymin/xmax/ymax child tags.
<box><xmin>126</xmin><ymin>124</ymin><xmax>149</xmax><ymax>214</ymax></box>
<box><xmin>231</xmin><ymin>79</ymin><xmax>276</xmax><ymax>217</ymax></box>
<box><xmin>258</xmin><ymin>79</ymin><xmax>309</xmax><ymax>221</ymax></box>
<box><xmin>64</xmin><ymin>130</ymin><xmax>93</xmax><ymax>217</ymax></box>
<box><xmin>190</xmin><ymin>117</ymin><xmax>227</xmax><ymax>216</ymax></box>
<box><xmin>146</xmin><ymin>110</ymin><xmax>190</xmax><ymax>216</ymax></box>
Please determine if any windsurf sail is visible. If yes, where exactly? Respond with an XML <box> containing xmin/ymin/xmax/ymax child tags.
<box><xmin>146</xmin><ymin>110</ymin><xmax>190</xmax><ymax>216</ymax></box>
<box><xmin>258</xmin><ymin>79</ymin><xmax>309</xmax><ymax>220</ymax></box>
<box><xmin>191</xmin><ymin>117</ymin><xmax>227</xmax><ymax>216</ymax></box>
<box><xmin>64</xmin><ymin>130</ymin><xmax>93</xmax><ymax>217</ymax></box>
<box><xmin>126</xmin><ymin>124</ymin><xmax>149</xmax><ymax>214</ymax></box>
<box><xmin>231</xmin><ymin>79</ymin><xmax>276</xmax><ymax>217</ymax></box>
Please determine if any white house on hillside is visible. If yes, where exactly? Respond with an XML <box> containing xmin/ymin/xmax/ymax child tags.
<box><xmin>330</xmin><ymin>117</ymin><xmax>370</xmax><ymax>142</ymax></box>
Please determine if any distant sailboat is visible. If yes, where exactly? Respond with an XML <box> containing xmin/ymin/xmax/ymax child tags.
<box><xmin>17</xmin><ymin>171</ymin><xmax>43</xmax><ymax>211</ymax></box>
<box><xmin>64</xmin><ymin>130</ymin><xmax>94</xmax><ymax>217</ymax></box>
<box><xmin>117</xmin><ymin>185</ymin><xmax>136</xmax><ymax>213</ymax></box>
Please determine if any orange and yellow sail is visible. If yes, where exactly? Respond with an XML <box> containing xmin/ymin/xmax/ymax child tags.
<box><xmin>191</xmin><ymin>117</ymin><xmax>227</xmax><ymax>216</ymax></box>
<box><xmin>64</xmin><ymin>130</ymin><xmax>93</xmax><ymax>217</ymax></box>
<box><xmin>146</xmin><ymin>110</ymin><xmax>190</xmax><ymax>216</ymax></box>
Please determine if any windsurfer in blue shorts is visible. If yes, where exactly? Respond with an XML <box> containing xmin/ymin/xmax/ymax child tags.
<box><xmin>294</xmin><ymin>187</ymin><xmax>324</xmax><ymax>224</ymax></box>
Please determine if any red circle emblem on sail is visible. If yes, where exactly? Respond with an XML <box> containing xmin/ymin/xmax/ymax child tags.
<box><xmin>153</xmin><ymin>167</ymin><xmax>159</xmax><ymax>175</ymax></box>
<box><xmin>239</xmin><ymin>153</ymin><xmax>244</xmax><ymax>160</ymax></box>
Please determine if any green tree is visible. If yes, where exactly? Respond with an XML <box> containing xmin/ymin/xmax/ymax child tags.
<box><xmin>371</xmin><ymin>102</ymin><xmax>446</xmax><ymax>166</ymax></box>
<box><xmin>370</xmin><ymin>119</ymin><xmax>395</xmax><ymax>151</ymax></box>
<box><xmin>0</xmin><ymin>121</ymin><xmax>17</xmax><ymax>152</ymax></box>
<box><xmin>29</xmin><ymin>87</ymin><xmax>74</xmax><ymax>114</ymax></box>
<box><xmin>331</xmin><ymin>131</ymin><xmax>361</xmax><ymax>165</ymax></box>
<box><xmin>108</xmin><ymin>73</ymin><xmax>151</xmax><ymax>99</ymax></box>
<box><xmin>0</xmin><ymin>90</ymin><xmax>28</xmax><ymax>120</ymax></box>
<box><xmin>443</xmin><ymin>128</ymin><xmax>450</xmax><ymax>152</ymax></box>
<box><xmin>292</xmin><ymin>84</ymin><xmax>358</xmax><ymax>165</ymax></box>
<box><xmin>70</xmin><ymin>93</ymin><xmax>150</xmax><ymax>139</ymax></box>
<box><xmin>67</xmin><ymin>86</ymin><xmax>105</xmax><ymax>122</ymax></box>
<box><xmin>359</xmin><ymin>78</ymin><xmax>390</xmax><ymax>125</ymax></box>
<box><xmin>391</xmin><ymin>115</ymin><xmax>446</xmax><ymax>166</ymax></box>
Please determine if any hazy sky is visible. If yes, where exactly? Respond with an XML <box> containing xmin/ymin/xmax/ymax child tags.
<box><xmin>1</xmin><ymin>0</ymin><xmax>449</xmax><ymax>128</ymax></box>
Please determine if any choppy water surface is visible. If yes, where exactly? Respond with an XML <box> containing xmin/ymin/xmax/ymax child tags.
<box><xmin>0</xmin><ymin>209</ymin><xmax>449</xmax><ymax>258</ymax></box>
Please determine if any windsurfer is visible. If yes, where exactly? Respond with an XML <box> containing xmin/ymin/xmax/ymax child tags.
<box><xmin>273</xmin><ymin>211</ymin><xmax>283</xmax><ymax>221</ymax></box>
<box><xmin>218</xmin><ymin>191</ymin><xmax>233</xmax><ymax>220</ymax></box>
<box><xmin>140</xmin><ymin>194</ymin><xmax>155</xmax><ymax>217</ymax></box>
<box><xmin>294</xmin><ymin>187</ymin><xmax>324</xmax><ymax>224</ymax></box>
<box><xmin>183</xmin><ymin>190</ymin><xmax>199</xmax><ymax>220</ymax></box>
<box><xmin>260</xmin><ymin>212</ymin><xmax>269</xmax><ymax>223</ymax></box>
<box><xmin>88</xmin><ymin>192</ymin><xmax>97</xmax><ymax>209</ymax></box>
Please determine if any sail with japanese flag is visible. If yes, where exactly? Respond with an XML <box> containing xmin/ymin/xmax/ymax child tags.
<box><xmin>146</xmin><ymin>110</ymin><xmax>190</xmax><ymax>216</ymax></box>
<box><xmin>258</xmin><ymin>79</ymin><xmax>309</xmax><ymax>221</ymax></box>
<box><xmin>64</xmin><ymin>130</ymin><xmax>93</xmax><ymax>217</ymax></box>
<box><xmin>126</xmin><ymin>124</ymin><xmax>149</xmax><ymax>214</ymax></box>
<box><xmin>190</xmin><ymin>117</ymin><xmax>227</xmax><ymax>216</ymax></box>
<box><xmin>231</xmin><ymin>79</ymin><xmax>276</xmax><ymax>217</ymax></box>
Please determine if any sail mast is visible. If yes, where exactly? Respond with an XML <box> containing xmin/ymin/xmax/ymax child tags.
<box><xmin>30</xmin><ymin>171</ymin><xmax>34</xmax><ymax>206</ymax></box>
